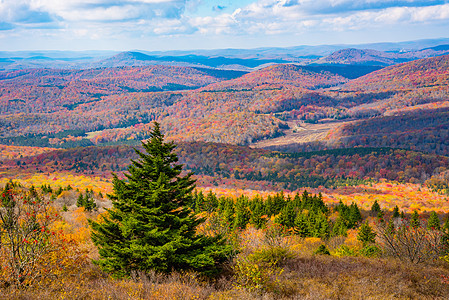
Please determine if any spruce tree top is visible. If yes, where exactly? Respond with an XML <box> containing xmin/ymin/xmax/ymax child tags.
<box><xmin>371</xmin><ymin>200</ymin><xmax>381</xmax><ymax>214</ymax></box>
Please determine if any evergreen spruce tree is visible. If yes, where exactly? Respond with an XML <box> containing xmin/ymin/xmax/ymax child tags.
<box><xmin>233</xmin><ymin>198</ymin><xmax>250</xmax><ymax>230</ymax></box>
<box><xmin>193</xmin><ymin>190</ymin><xmax>205</xmax><ymax>212</ymax></box>
<box><xmin>317</xmin><ymin>212</ymin><xmax>330</xmax><ymax>238</ymax></box>
<box><xmin>441</xmin><ymin>217</ymin><xmax>449</xmax><ymax>255</ymax></box>
<box><xmin>275</xmin><ymin>201</ymin><xmax>296</xmax><ymax>228</ymax></box>
<box><xmin>76</xmin><ymin>189</ymin><xmax>96</xmax><ymax>211</ymax></box>
<box><xmin>294</xmin><ymin>212</ymin><xmax>309</xmax><ymax>237</ymax></box>
<box><xmin>371</xmin><ymin>200</ymin><xmax>381</xmax><ymax>216</ymax></box>
<box><xmin>222</xmin><ymin>199</ymin><xmax>235</xmax><ymax>227</ymax></box>
<box><xmin>331</xmin><ymin>217</ymin><xmax>348</xmax><ymax>237</ymax></box>
<box><xmin>89</xmin><ymin>122</ymin><xmax>231</xmax><ymax>277</ymax></box>
<box><xmin>427</xmin><ymin>211</ymin><xmax>440</xmax><ymax>230</ymax></box>
<box><xmin>392</xmin><ymin>205</ymin><xmax>400</xmax><ymax>218</ymax></box>
<box><xmin>411</xmin><ymin>210</ymin><xmax>420</xmax><ymax>228</ymax></box>
<box><xmin>205</xmin><ymin>190</ymin><xmax>218</xmax><ymax>212</ymax></box>
<box><xmin>357</xmin><ymin>222</ymin><xmax>376</xmax><ymax>246</ymax></box>
<box><xmin>249</xmin><ymin>197</ymin><xmax>266</xmax><ymax>229</ymax></box>
<box><xmin>348</xmin><ymin>202</ymin><xmax>362</xmax><ymax>228</ymax></box>
<box><xmin>443</xmin><ymin>217</ymin><xmax>449</xmax><ymax>232</ymax></box>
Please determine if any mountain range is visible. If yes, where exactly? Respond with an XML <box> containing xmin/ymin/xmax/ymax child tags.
<box><xmin>1</xmin><ymin>50</ymin><xmax>448</xmax><ymax>158</ymax></box>
<box><xmin>2</xmin><ymin>38</ymin><xmax>449</xmax><ymax>71</ymax></box>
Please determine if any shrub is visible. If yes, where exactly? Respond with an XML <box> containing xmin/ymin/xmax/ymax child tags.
<box><xmin>359</xmin><ymin>245</ymin><xmax>381</xmax><ymax>257</ymax></box>
<box><xmin>333</xmin><ymin>245</ymin><xmax>358</xmax><ymax>257</ymax></box>
<box><xmin>376</xmin><ymin>217</ymin><xmax>445</xmax><ymax>263</ymax></box>
<box><xmin>314</xmin><ymin>244</ymin><xmax>331</xmax><ymax>255</ymax></box>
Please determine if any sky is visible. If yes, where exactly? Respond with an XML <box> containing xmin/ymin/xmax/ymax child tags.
<box><xmin>0</xmin><ymin>0</ymin><xmax>449</xmax><ymax>51</ymax></box>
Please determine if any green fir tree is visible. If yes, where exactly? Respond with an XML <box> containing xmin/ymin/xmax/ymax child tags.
<box><xmin>427</xmin><ymin>211</ymin><xmax>440</xmax><ymax>230</ymax></box>
<box><xmin>331</xmin><ymin>217</ymin><xmax>348</xmax><ymax>237</ymax></box>
<box><xmin>411</xmin><ymin>210</ymin><xmax>420</xmax><ymax>228</ymax></box>
<box><xmin>392</xmin><ymin>205</ymin><xmax>400</xmax><ymax>218</ymax></box>
<box><xmin>371</xmin><ymin>200</ymin><xmax>381</xmax><ymax>216</ymax></box>
<box><xmin>89</xmin><ymin>122</ymin><xmax>232</xmax><ymax>277</ymax></box>
<box><xmin>357</xmin><ymin>222</ymin><xmax>377</xmax><ymax>246</ymax></box>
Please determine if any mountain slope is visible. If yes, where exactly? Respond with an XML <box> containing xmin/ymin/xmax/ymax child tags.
<box><xmin>318</xmin><ymin>47</ymin><xmax>449</xmax><ymax>66</ymax></box>
<box><xmin>95</xmin><ymin>51</ymin><xmax>288</xmax><ymax>70</ymax></box>
<box><xmin>202</xmin><ymin>64</ymin><xmax>349</xmax><ymax>91</ymax></box>
<box><xmin>0</xmin><ymin>65</ymin><xmax>245</xmax><ymax>115</ymax></box>
<box><xmin>341</xmin><ymin>54</ymin><xmax>449</xmax><ymax>91</ymax></box>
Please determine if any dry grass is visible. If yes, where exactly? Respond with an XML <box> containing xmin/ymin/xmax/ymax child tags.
<box><xmin>250</xmin><ymin>120</ymin><xmax>350</xmax><ymax>149</ymax></box>
<box><xmin>2</xmin><ymin>209</ymin><xmax>449</xmax><ymax>299</ymax></box>
<box><xmin>2</xmin><ymin>249</ymin><xmax>449</xmax><ymax>299</ymax></box>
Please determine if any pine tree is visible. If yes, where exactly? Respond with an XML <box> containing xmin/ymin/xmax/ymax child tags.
<box><xmin>294</xmin><ymin>212</ymin><xmax>309</xmax><ymax>237</ymax></box>
<box><xmin>411</xmin><ymin>210</ymin><xmax>420</xmax><ymax>228</ymax></box>
<box><xmin>89</xmin><ymin>122</ymin><xmax>231</xmax><ymax>277</ymax></box>
<box><xmin>357</xmin><ymin>222</ymin><xmax>376</xmax><ymax>246</ymax></box>
<box><xmin>275</xmin><ymin>201</ymin><xmax>296</xmax><ymax>228</ymax></box>
<box><xmin>427</xmin><ymin>211</ymin><xmax>440</xmax><ymax>230</ymax></box>
<box><xmin>443</xmin><ymin>217</ymin><xmax>449</xmax><ymax>233</ymax></box>
<box><xmin>233</xmin><ymin>198</ymin><xmax>250</xmax><ymax>230</ymax></box>
<box><xmin>348</xmin><ymin>202</ymin><xmax>362</xmax><ymax>228</ymax></box>
<box><xmin>392</xmin><ymin>206</ymin><xmax>400</xmax><ymax>218</ymax></box>
<box><xmin>371</xmin><ymin>200</ymin><xmax>381</xmax><ymax>216</ymax></box>
<box><xmin>331</xmin><ymin>217</ymin><xmax>348</xmax><ymax>237</ymax></box>
<box><xmin>249</xmin><ymin>197</ymin><xmax>266</xmax><ymax>229</ymax></box>
<box><xmin>76</xmin><ymin>189</ymin><xmax>96</xmax><ymax>211</ymax></box>
<box><xmin>377</xmin><ymin>210</ymin><xmax>385</xmax><ymax>223</ymax></box>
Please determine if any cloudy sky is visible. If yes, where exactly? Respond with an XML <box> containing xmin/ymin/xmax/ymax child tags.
<box><xmin>0</xmin><ymin>0</ymin><xmax>448</xmax><ymax>51</ymax></box>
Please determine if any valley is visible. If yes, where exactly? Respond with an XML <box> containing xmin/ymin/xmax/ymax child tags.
<box><xmin>250</xmin><ymin>119</ymin><xmax>351</xmax><ymax>148</ymax></box>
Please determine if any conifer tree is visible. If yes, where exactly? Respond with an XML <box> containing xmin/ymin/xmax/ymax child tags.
<box><xmin>427</xmin><ymin>211</ymin><xmax>440</xmax><ymax>230</ymax></box>
<box><xmin>411</xmin><ymin>210</ymin><xmax>420</xmax><ymax>228</ymax></box>
<box><xmin>392</xmin><ymin>205</ymin><xmax>400</xmax><ymax>218</ymax></box>
<box><xmin>76</xmin><ymin>189</ymin><xmax>96</xmax><ymax>211</ymax></box>
<box><xmin>357</xmin><ymin>222</ymin><xmax>376</xmax><ymax>246</ymax></box>
<box><xmin>193</xmin><ymin>190</ymin><xmax>205</xmax><ymax>212</ymax></box>
<box><xmin>443</xmin><ymin>217</ymin><xmax>449</xmax><ymax>232</ymax></box>
<box><xmin>294</xmin><ymin>213</ymin><xmax>309</xmax><ymax>237</ymax></box>
<box><xmin>249</xmin><ymin>197</ymin><xmax>266</xmax><ymax>229</ymax></box>
<box><xmin>371</xmin><ymin>200</ymin><xmax>381</xmax><ymax>216</ymax></box>
<box><xmin>348</xmin><ymin>202</ymin><xmax>362</xmax><ymax>228</ymax></box>
<box><xmin>331</xmin><ymin>217</ymin><xmax>348</xmax><ymax>237</ymax></box>
<box><xmin>89</xmin><ymin>122</ymin><xmax>231</xmax><ymax>277</ymax></box>
<box><xmin>233</xmin><ymin>197</ymin><xmax>250</xmax><ymax>230</ymax></box>
<box><xmin>275</xmin><ymin>201</ymin><xmax>296</xmax><ymax>228</ymax></box>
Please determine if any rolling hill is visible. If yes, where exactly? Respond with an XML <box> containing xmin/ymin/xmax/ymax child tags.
<box><xmin>1</xmin><ymin>53</ymin><xmax>449</xmax><ymax>157</ymax></box>
<box><xmin>202</xmin><ymin>64</ymin><xmax>349</xmax><ymax>91</ymax></box>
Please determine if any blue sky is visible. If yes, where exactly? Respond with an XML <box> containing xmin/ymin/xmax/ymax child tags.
<box><xmin>0</xmin><ymin>0</ymin><xmax>448</xmax><ymax>51</ymax></box>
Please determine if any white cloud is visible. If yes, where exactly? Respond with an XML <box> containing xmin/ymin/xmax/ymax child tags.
<box><xmin>1</xmin><ymin>0</ymin><xmax>187</xmax><ymax>24</ymax></box>
<box><xmin>321</xmin><ymin>3</ymin><xmax>449</xmax><ymax>30</ymax></box>
<box><xmin>191</xmin><ymin>1</ymin><xmax>449</xmax><ymax>36</ymax></box>
<box><xmin>1</xmin><ymin>0</ymin><xmax>449</xmax><ymax>50</ymax></box>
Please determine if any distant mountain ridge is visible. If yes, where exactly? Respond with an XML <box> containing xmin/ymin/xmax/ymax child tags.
<box><xmin>316</xmin><ymin>46</ymin><xmax>449</xmax><ymax>66</ymax></box>
<box><xmin>341</xmin><ymin>54</ymin><xmax>449</xmax><ymax>91</ymax></box>
<box><xmin>202</xmin><ymin>64</ymin><xmax>349</xmax><ymax>91</ymax></box>
<box><xmin>1</xmin><ymin>52</ymin><xmax>449</xmax><ymax>156</ymax></box>
<box><xmin>2</xmin><ymin>38</ymin><xmax>449</xmax><ymax>71</ymax></box>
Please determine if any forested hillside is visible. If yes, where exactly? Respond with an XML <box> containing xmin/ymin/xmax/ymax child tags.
<box><xmin>1</xmin><ymin>54</ymin><xmax>449</xmax><ymax>164</ymax></box>
<box><xmin>2</xmin><ymin>142</ymin><xmax>448</xmax><ymax>192</ymax></box>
